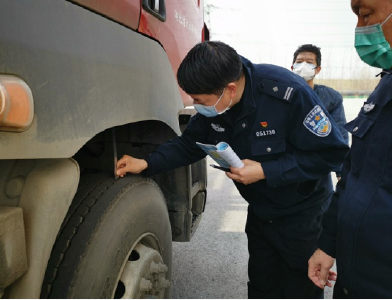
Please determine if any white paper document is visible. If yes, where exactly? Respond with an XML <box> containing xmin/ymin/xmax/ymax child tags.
<box><xmin>196</xmin><ymin>141</ymin><xmax>244</xmax><ymax>169</ymax></box>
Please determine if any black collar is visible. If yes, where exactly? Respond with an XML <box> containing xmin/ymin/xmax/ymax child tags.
<box><xmin>237</xmin><ymin>57</ymin><xmax>257</xmax><ymax>118</ymax></box>
<box><xmin>376</xmin><ymin>70</ymin><xmax>392</xmax><ymax>78</ymax></box>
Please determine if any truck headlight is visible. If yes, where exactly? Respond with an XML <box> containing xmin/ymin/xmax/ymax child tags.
<box><xmin>0</xmin><ymin>75</ymin><xmax>34</xmax><ymax>132</ymax></box>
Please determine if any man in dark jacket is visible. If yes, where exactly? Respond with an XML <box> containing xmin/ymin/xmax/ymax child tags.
<box><xmin>117</xmin><ymin>41</ymin><xmax>348</xmax><ymax>298</ymax></box>
<box><xmin>292</xmin><ymin>44</ymin><xmax>349</xmax><ymax>145</ymax></box>
<box><xmin>292</xmin><ymin>44</ymin><xmax>349</xmax><ymax>179</ymax></box>
<box><xmin>308</xmin><ymin>0</ymin><xmax>392</xmax><ymax>298</ymax></box>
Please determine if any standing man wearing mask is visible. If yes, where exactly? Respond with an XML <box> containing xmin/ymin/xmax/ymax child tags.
<box><xmin>116</xmin><ymin>41</ymin><xmax>349</xmax><ymax>298</ymax></box>
<box><xmin>292</xmin><ymin>44</ymin><xmax>349</xmax><ymax>180</ymax></box>
<box><xmin>292</xmin><ymin>44</ymin><xmax>349</xmax><ymax>147</ymax></box>
<box><xmin>308</xmin><ymin>0</ymin><xmax>392</xmax><ymax>298</ymax></box>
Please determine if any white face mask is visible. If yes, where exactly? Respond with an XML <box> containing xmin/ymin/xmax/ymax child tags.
<box><xmin>292</xmin><ymin>62</ymin><xmax>317</xmax><ymax>81</ymax></box>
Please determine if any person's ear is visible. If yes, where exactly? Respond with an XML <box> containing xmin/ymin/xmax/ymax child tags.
<box><xmin>226</xmin><ymin>82</ymin><xmax>237</xmax><ymax>98</ymax></box>
<box><xmin>315</xmin><ymin>66</ymin><xmax>321</xmax><ymax>75</ymax></box>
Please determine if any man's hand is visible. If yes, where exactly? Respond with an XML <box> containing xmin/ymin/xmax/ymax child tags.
<box><xmin>308</xmin><ymin>248</ymin><xmax>336</xmax><ymax>289</ymax></box>
<box><xmin>116</xmin><ymin>155</ymin><xmax>148</xmax><ymax>177</ymax></box>
<box><xmin>226</xmin><ymin>159</ymin><xmax>265</xmax><ymax>185</ymax></box>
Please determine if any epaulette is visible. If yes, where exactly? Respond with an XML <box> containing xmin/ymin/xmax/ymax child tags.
<box><xmin>259</xmin><ymin>79</ymin><xmax>296</xmax><ymax>103</ymax></box>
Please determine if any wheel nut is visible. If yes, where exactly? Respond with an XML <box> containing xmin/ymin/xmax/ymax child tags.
<box><xmin>150</xmin><ymin>262</ymin><xmax>159</xmax><ymax>273</ymax></box>
<box><xmin>160</xmin><ymin>279</ymin><xmax>170</xmax><ymax>288</ymax></box>
<box><xmin>158</xmin><ymin>264</ymin><xmax>168</xmax><ymax>273</ymax></box>
<box><xmin>140</xmin><ymin>278</ymin><xmax>152</xmax><ymax>292</ymax></box>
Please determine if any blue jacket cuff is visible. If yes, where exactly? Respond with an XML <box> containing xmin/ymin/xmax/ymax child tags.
<box><xmin>317</xmin><ymin>232</ymin><xmax>337</xmax><ymax>258</ymax></box>
<box><xmin>262</xmin><ymin>160</ymin><xmax>283</xmax><ymax>187</ymax></box>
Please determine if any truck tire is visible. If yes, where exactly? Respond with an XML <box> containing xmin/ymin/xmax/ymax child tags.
<box><xmin>40</xmin><ymin>173</ymin><xmax>172</xmax><ymax>299</ymax></box>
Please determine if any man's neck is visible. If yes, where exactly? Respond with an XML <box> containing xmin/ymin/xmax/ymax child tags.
<box><xmin>307</xmin><ymin>79</ymin><xmax>315</xmax><ymax>89</ymax></box>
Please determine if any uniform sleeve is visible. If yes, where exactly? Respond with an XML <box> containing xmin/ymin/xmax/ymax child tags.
<box><xmin>317</xmin><ymin>149</ymin><xmax>351</xmax><ymax>257</ymax></box>
<box><xmin>329</xmin><ymin>91</ymin><xmax>349</xmax><ymax>145</ymax></box>
<box><xmin>328</xmin><ymin>90</ymin><xmax>349</xmax><ymax>177</ymax></box>
<box><xmin>145</xmin><ymin>114</ymin><xmax>208</xmax><ymax>176</ymax></box>
<box><xmin>262</xmin><ymin>86</ymin><xmax>349</xmax><ymax>187</ymax></box>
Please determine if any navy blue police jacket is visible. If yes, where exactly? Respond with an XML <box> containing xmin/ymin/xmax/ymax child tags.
<box><xmin>146</xmin><ymin>57</ymin><xmax>349</xmax><ymax>220</ymax></box>
<box><xmin>318</xmin><ymin>70</ymin><xmax>392</xmax><ymax>298</ymax></box>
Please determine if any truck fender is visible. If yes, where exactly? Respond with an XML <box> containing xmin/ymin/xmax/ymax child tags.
<box><xmin>6</xmin><ymin>158</ymin><xmax>79</xmax><ymax>299</ymax></box>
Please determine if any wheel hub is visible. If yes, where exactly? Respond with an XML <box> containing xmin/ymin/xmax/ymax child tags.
<box><xmin>116</xmin><ymin>243</ymin><xmax>170</xmax><ymax>298</ymax></box>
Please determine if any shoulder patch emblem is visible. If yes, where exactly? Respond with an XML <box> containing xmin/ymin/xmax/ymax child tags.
<box><xmin>303</xmin><ymin>105</ymin><xmax>331</xmax><ymax>137</ymax></box>
<box><xmin>211</xmin><ymin>123</ymin><xmax>225</xmax><ymax>132</ymax></box>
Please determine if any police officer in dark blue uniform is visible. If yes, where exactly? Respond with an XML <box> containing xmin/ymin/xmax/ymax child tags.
<box><xmin>308</xmin><ymin>0</ymin><xmax>392</xmax><ymax>298</ymax></box>
<box><xmin>117</xmin><ymin>41</ymin><xmax>349</xmax><ymax>299</ymax></box>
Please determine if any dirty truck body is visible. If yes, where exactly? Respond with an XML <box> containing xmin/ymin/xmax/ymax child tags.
<box><xmin>0</xmin><ymin>0</ymin><xmax>208</xmax><ymax>298</ymax></box>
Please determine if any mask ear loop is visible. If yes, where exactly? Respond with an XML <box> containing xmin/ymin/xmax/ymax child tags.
<box><xmin>214</xmin><ymin>88</ymin><xmax>225</xmax><ymax>106</ymax></box>
<box><xmin>381</xmin><ymin>13</ymin><xmax>392</xmax><ymax>27</ymax></box>
<box><xmin>217</xmin><ymin>97</ymin><xmax>233</xmax><ymax>115</ymax></box>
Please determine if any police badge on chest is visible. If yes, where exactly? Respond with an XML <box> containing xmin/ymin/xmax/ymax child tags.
<box><xmin>255</xmin><ymin>121</ymin><xmax>277</xmax><ymax>138</ymax></box>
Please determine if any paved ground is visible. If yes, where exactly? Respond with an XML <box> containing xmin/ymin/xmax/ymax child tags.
<box><xmin>171</xmin><ymin>98</ymin><xmax>365</xmax><ymax>299</ymax></box>
<box><xmin>171</xmin><ymin>161</ymin><xmax>248</xmax><ymax>299</ymax></box>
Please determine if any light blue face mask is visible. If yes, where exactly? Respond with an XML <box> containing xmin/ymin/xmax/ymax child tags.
<box><xmin>194</xmin><ymin>88</ymin><xmax>232</xmax><ymax>117</ymax></box>
<box><xmin>355</xmin><ymin>12</ymin><xmax>392</xmax><ymax>69</ymax></box>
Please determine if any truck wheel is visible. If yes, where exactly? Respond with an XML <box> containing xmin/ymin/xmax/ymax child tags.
<box><xmin>41</xmin><ymin>173</ymin><xmax>172</xmax><ymax>299</ymax></box>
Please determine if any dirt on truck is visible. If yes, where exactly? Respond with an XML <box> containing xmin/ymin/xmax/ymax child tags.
<box><xmin>0</xmin><ymin>0</ymin><xmax>209</xmax><ymax>298</ymax></box>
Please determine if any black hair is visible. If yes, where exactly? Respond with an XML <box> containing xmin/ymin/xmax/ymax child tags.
<box><xmin>177</xmin><ymin>41</ymin><xmax>243</xmax><ymax>95</ymax></box>
<box><xmin>293</xmin><ymin>44</ymin><xmax>322</xmax><ymax>66</ymax></box>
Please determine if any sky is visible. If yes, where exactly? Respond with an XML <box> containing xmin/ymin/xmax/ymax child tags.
<box><xmin>204</xmin><ymin>0</ymin><xmax>382</xmax><ymax>79</ymax></box>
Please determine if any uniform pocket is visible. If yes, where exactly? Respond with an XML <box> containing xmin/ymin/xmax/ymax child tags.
<box><xmin>251</xmin><ymin>138</ymin><xmax>286</xmax><ymax>156</ymax></box>
<box><xmin>263</xmin><ymin>183</ymin><xmax>307</xmax><ymax>208</ymax></box>
<box><xmin>296</xmin><ymin>179</ymin><xmax>318</xmax><ymax>198</ymax></box>
<box><xmin>345</xmin><ymin>116</ymin><xmax>375</xmax><ymax>174</ymax></box>
<box><xmin>345</xmin><ymin>115</ymin><xmax>375</xmax><ymax>139</ymax></box>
